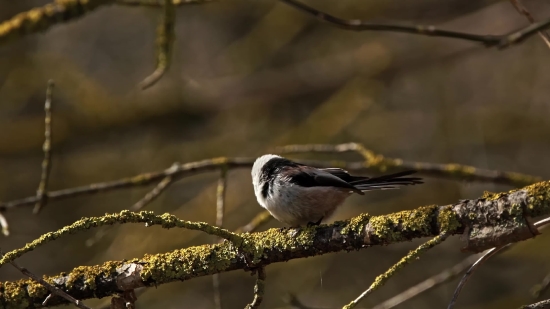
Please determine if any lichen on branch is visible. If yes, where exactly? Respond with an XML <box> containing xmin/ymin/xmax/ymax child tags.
<box><xmin>0</xmin><ymin>180</ymin><xmax>549</xmax><ymax>308</ymax></box>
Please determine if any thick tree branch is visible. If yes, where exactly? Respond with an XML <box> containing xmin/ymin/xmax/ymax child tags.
<box><xmin>0</xmin><ymin>146</ymin><xmax>540</xmax><ymax>211</ymax></box>
<box><xmin>1</xmin><ymin>180</ymin><xmax>549</xmax><ymax>308</ymax></box>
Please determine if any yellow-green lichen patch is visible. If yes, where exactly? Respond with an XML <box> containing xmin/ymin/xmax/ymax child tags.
<box><xmin>524</xmin><ymin>181</ymin><xmax>550</xmax><ymax>217</ymax></box>
<box><xmin>341</xmin><ymin>213</ymin><xmax>371</xmax><ymax>235</ymax></box>
<box><xmin>139</xmin><ymin>244</ymin><xmax>235</xmax><ymax>283</ymax></box>
<box><xmin>368</xmin><ymin>205</ymin><xmax>438</xmax><ymax>242</ymax></box>
<box><xmin>2</xmin><ymin>281</ymin><xmax>31</xmax><ymax>309</ymax></box>
<box><xmin>66</xmin><ymin>261</ymin><xmax>120</xmax><ymax>290</ymax></box>
<box><xmin>25</xmin><ymin>277</ymin><xmax>48</xmax><ymax>299</ymax></box>
<box><xmin>437</xmin><ymin>206</ymin><xmax>461</xmax><ymax>233</ymax></box>
<box><xmin>242</xmin><ymin>226</ymin><xmax>316</xmax><ymax>260</ymax></box>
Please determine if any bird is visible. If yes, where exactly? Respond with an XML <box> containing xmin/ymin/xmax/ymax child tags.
<box><xmin>251</xmin><ymin>154</ymin><xmax>423</xmax><ymax>227</ymax></box>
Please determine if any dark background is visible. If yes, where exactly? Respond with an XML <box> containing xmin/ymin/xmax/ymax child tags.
<box><xmin>1</xmin><ymin>0</ymin><xmax>550</xmax><ymax>308</ymax></box>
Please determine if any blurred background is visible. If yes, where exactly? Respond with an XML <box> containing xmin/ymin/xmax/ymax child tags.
<box><xmin>1</xmin><ymin>0</ymin><xmax>550</xmax><ymax>308</ymax></box>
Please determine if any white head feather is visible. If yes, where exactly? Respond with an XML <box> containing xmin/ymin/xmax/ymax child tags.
<box><xmin>251</xmin><ymin>154</ymin><xmax>282</xmax><ymax>203</ymax></box>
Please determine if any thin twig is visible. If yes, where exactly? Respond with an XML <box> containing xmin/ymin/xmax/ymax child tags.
<box><xmin>139</xmin><ymin>0</ymin><xmax>175</xmax><ymax>89</ymax></box>
<box><xmin>86</xmin><ymin>164</ymin><xmax>177</xmax><ymax>247</ymax></box>
<box><xmin>448</xmin><ymin>217</ymin><xmax>550</xmax><ymax>309</ymax></box>
<box><xmin>117</xmin><ymin>0</ymin><xmax>214</xmax><ymax>5</ymax></box>
<box><xmin>279</xmin><ymin>0</ymin><xmax>550</xmax><ymax>48</ymax></box>
<box><xmin>235</xmin><ymin>210</ymin><xmax>272</xmax><ymax>234</ymax></box>
<box><xmin>1</xmin><ymin>251</ymin><xmax>91</xmax><ymax>309</ymax></box>
<box><xmin>1</xmin><ymin>148</ymin><xmax>540</xmax><ymax>212</ymax></box>
<box><xmin>245</xmin><ymin>267</ymin><xmax>266</xmax><ymax>309</ymax></box>
<box><xmin>0</xmin><ymin>211</ymin><xmax>9</xmax><ymax>236</ymax></box>
<box><xmin>276</xmin><ymin>143</ymin><xmax>541</xmax><ymax>186</ymax></box>
<box><xmin>371</xmin><ymin>253</ymin><xmax>484</xmax><ymax>309</ymax></box>
<box><xmin>532</xmin><ymin>272</ymin><xmax>550</xmax><ymax>299</ymax></box>
<box><xmin>130</xmin><ymin>164</ymin><xmax>177</xmax><ymax>211</ymax></box>
<box><xmin>518</xmin><ymin>299</ymin><xmax>550</xmax><ymax>309</ymax></box>
<box><xmin>33</xmin><ymin>80</ymin><xmax>54</xmax><ymax>214</ymax></box>
<box><xmin>213</xmin><ymin>165</ymin><xmax>228</xmax><ymax>309</ymax></box>
<box><xmin>510</xmin><ymin>0</ymin><xmax>550</xmax><ymax>49</ymax></box>
<box><xmin>343</xmin><ymin>232</ymin><xmax>450</xmax><ymax>309</ymax></box>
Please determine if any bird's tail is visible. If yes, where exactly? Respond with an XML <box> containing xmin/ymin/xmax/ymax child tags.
<box><xmin>349</xmin><ymin>170</ymin><xmax>423</xmax><ymax>191</ymax></box>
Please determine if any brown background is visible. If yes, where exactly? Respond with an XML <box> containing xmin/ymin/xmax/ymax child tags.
<box><xmin>1</xmin><ymin>0</ymin><xmax>550</xmax><ymax>308</ymax></box>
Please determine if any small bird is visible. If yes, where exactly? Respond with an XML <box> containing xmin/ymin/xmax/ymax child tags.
<box><xmin>251</xmin><ymin>154</ymin><xmax>423</xmax><ymax>227</ymax></box>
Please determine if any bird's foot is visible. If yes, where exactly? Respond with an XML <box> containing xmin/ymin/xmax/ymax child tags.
<box><xmin>306</xmin><ymin>217</ymin><xmax>324</xmax><ymax>227</ymax></box>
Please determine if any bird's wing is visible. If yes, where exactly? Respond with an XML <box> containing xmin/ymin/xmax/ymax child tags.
<box><xmin>283</xmin><ymin>166</ymin><xmax>364</xmax><ymax>195</ymax></box>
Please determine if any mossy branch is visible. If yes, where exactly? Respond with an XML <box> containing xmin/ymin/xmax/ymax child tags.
<box><xmin>1</xmin><ymin>180</ymin><xmax>549</xmax><ymax>308</ymax></box>
<box><xmin>0</xmin><ymin>0</ymin><xmax>115</xmax><ymax>46</ymax></box>
<box><xmin>0</xmin><ymin>210</ymin><xmax>242</xmax><ymax>269</ymax></box>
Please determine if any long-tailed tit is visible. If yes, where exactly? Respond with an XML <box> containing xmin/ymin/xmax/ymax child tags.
<box><xmin>251</xmin><ymin>154</ymin><xmax>423</xmax><ymax>227</ymax></box>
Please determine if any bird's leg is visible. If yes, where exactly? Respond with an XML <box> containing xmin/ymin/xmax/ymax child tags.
<box><xmin>307</xmin><ymin>217</ymin><xmax>324</xmax><ymax>227</ymax></box>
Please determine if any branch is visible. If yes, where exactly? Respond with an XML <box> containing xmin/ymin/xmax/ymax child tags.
<box><xmin>85</xmin><ymin>163</ymin><xmax>177</xmax><ymax>246</ymax></box>
<box><xmin>1</xmin><ymin>145</ymin><xmax>541</xmax><ymax>211</ymax></box>
<box><xmin>117</xmin><ymin>0</ymin><xmax>214</xmax><ymax>6</ymax></box>
<box><xmin>139</xmin><ymin>0</ymin><xmax>176</xmax><ymax>89</ymax></box>
<box><xmin>1</xmin><ymin>251</ymin><xmax>91</xmax><ymax>309</ymax></box>
<box><xmin>276</xmin><ymin>143</ymin><xmax>541</xmax><ymax>187</ymax></box>
<box><xmin>449</xmin><ymin>216</ymin><xmax>550</xmax><ymax>309</ymax></box>
<box><xmin>245</xmin><ymin>267</ymin><xmax>266</xmax><ymax>309</ymax></box>
<box><xmin>279</xmin><ymin>0</ymin><xmax>550</xmax><ymax>48</ymax></box>
<box><xmin>371</xmin><ymin>253</ymin><xmax>483</xmax><ymax>309</ymax></box>
<box><xmin>343</xmin><ymin>232</ymin><xmax>449</xmax><ymax>309</ymax></box>
<box><xmin>213</xmin><ymin>165</ymin><xmax>228</xmax><ymax>309</ymax></box>
<box><xmin>510</xmin><ymin>0</ymin><xmax>550</xmax><ymax>49</ymax></box>
<box><xmin>33</xmin><ymin>80</ymin><xmax>55</xmax><ymax>214</ymax></box>
<box><xmin>0</xmin><ymin>210</ymin><xmax>241</xmax><ymax>268</ymax></box>
<box><xmin>1</xmin><ymin>180</ymin><xmax>549</xmax><ymax>307</ymax></box>
<box><xmin>532</xmin><ymin>272</ymin><xmax>550</xmax><ymax>299</ymax></box>
<box><xmin>519</xmin><ymin>299</ymin><xmax>550</xmax><ymax>309</ymax></box>
<box><xmin>0</xmin><ymin>0</ymin><xmax>115</xmax><ymax>46</ymax></box>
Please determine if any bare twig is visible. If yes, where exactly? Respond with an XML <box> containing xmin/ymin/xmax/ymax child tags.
<box><xmin>235</xmin><ymin>210</ymin><xmax>272</xmax><ymax>234</ymax></box>
<box><xmin>343</xmin><ymin>232</ymin><xmax>450</xmax><ymax>309</ymax></box>
<box><xmin>519</xmin><ymin>299</ymin><xmax>550</xmax><ymax>309</ymax></box>
<box><xmin>33</xmin><ymin>80</ymin><xmax>54</xmax><ymax>214</ymax></box>
<box><xmin>130</xmin><ymin>164</ymin><xmax>177</xmax><ymax>211</ymax></box>
<box><xmin>213</xmin><ymin>165</ymin><xmax>228</xmax><ymax>309</ymax></box>
<box><xmin>117</xmin><ymin>0</ymin><xmax>214</xmax><ymax>5</ymax></box>
<box><xmin>86</xmin><ymin>163</ymin><xmax>177</xmax><ymax>247</ymax></box>
<box><xmin>1</xmin><ymin>147</ymin><xmax>540</xmax><ymax>212</ymax></box>
<box><xmin>510</xmin><ymin>0</ymin><xmax>550</xmax><ymax>49</ymax></box>
<box><xmin>139</xmin><ymin>0</ymin><xmax>175</xmax><ymax>89</ymax></box>
<box><xmin>448</xmin><ymin>217</ymin><xmax>550</xmax><ymax>309</ymax></box>
<box><xmin>0</xmin><ymin>211</ymin><xmax>9</xmax><ymax>236</ymax></box>
<box><xmin>371</xmin><ymin>253</ymin><xmax>484</xmax><ymax>309</ymax></box>
<box><xmin>279</xmin><ymin>0</ymin><xmax>550</xmax><ymax>48</ymax></box>
<box><xmin>276</xmin><ymin>143</ymin><xmax>541</xmax><ymax>187</ymax></box>
<box><xmin>245</xmin><ymin>267</ymin><xmax>266</xmax><ymax>309</ymax></box>
<box><xmin>532</xmin><ymin>272</ymin><xmax>550</xmax><ymax>299</ymax></box>
<box><xmin>1</xmin><ymin>251</ymin><xmax>91</xmax><ymax>309</ymax></box>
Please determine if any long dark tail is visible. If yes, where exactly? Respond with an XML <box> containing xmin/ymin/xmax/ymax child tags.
<box><xmin>349</xmin><ymin>170</ymin><xmax>423</xmax><ymax>191</ymax></box>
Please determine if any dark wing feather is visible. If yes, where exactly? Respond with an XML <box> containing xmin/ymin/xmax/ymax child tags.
<box><xmin>323</xmin><ymin>168</ymin><xmax>423</xmax><ymax>191</ymax></box>
<box><xmin>284</xmin><ymin>166</ymin><xmax>364</xmax><ymax>195</ymax></box>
